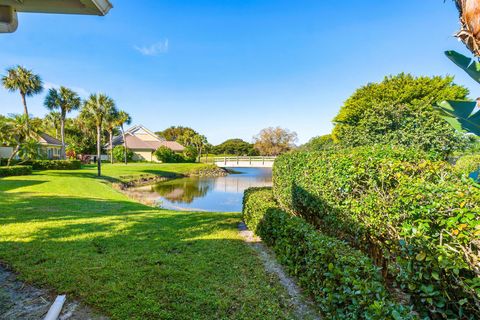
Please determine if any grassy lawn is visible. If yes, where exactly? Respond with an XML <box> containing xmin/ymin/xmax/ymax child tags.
<box><xmin>0</xmin><ymin>165</ymin><xmax>298</xmax><ymax>319</ymax></box>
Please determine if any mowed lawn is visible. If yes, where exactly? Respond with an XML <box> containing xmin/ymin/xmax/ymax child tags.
<box><xmin>0</xmin><ymin>164</ymin><xmax>297</xmax><ymax>319</ymax></box>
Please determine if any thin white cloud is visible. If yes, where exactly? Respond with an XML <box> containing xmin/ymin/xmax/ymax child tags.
<box><xmin>134</xmin><ymin>39</ymin><xmax>169</xmax><ymax>56</ymax></box>
<box><xmin>44</xmin><ymin>81</ymin><xmax>89</xmax><ymax>97</ymax></box>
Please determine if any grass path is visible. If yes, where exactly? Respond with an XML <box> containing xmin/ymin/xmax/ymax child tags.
<box><xmin>0</xmin><ymin>165</ymin><xmax>297</xmax><ymax>319</ymax></box>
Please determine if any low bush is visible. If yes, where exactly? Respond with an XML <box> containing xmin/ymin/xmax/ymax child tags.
<box><xmin>24</xmin><ymin>160</ymin><xmax>82</xmax><ymax>170</ymax></box>
<box><xmin>0</xmin><ymin>165</ymin><xmax>32</xmax><ymax>177</ymax></box>
<box><xmin>273</xmin><ymin>146</ymin><xmax>480</xmax><ymax>318</ymax></box>
<box><xmin>154</xmin><ymin>146</ymin><xmax>184</xmax><ymax>163</ymax></box>
<box><xmin>242</xmin><ymin>187</ymin><xmax>413</xmax><ymax>319</ymax></box>
<box><xmin>455</xmin><ymin>154</ymin><xmax>480</xmax><ymax>181</ymax></box>
<box><xmin>113</xmin><ymin>146</ymin><xmax>134</xmax><ymax>163</ymax></box>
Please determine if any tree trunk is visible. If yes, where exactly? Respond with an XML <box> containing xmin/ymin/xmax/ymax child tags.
<box><xmin>109</xmin><ymin>130</ymin><xmax>114</xmax><ymax>164</ymax></box>
<box><xmin>198</xmin><ymin>145</ymin><xmax>202</xmax><ymax>163</ymax></box>
<box><xmin>7</xmin><ymin>144</ymin><xmax>20</xmax><ymax>167</ymax></box>
<box><xmin>20</xmin><ymin>93</ymin><xmax>29</xmax><ymax>131</ymax></box>
<box><xmin>60</xmin><ymin>112</ymin><xmax>66</xmax><ymax>159</ymax></box>
<box><xmin>121</xmin><ymin>125</ymin><xmax>128</xmax><ymax>165</ymax></box>
<box><xmin>97</xmin><ymin>125</ymin><xmax>102</xmax><ymax>177</ymax></box>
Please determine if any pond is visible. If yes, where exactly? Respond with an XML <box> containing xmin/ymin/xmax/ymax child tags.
<box><xmin>130</xmin><ymin>167</ymin><xmax>272</xmax><ymax>212</ymax></box>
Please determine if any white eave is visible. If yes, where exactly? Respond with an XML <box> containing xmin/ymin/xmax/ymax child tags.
<box><xmin>0</xmin><ymin>0</ymin><xmax>113</xmax><ymax>16</ymax></box>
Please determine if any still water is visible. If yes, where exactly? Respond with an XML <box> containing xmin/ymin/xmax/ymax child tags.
<box><xmin>131</xmin><ymin>167</ymin><xmax>272</xmax><ymax>212</ymax></box>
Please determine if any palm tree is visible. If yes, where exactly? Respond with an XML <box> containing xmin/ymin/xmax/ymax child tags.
<box><xmin>104</xmin><ymin>108</ymin><xmax>120</xmax><ymax>164</ymax></box>
<box><xmin>4</xmin><ymin>114</ymin><xmax>42</xmax><ymax>165</ymax></box>
<box><xmin>1</xmin><ymin>66</ymin><xmax>43</xmax><ymax>130</ymax></box>
<box><xmin>44</xmin><ymin>87</ymin><xmax>81</xmax><ymax>159</ymax></box>
<box><xmin>80</xmin><ymin>94</ymin><xmax>116</xmax><ymax>176</ymax></box>
<box><xmin>44</xmin><ymin>111</ymin><xmax>61</xmax><ymax>139</ymax></box>
<box><xmin>115</xmin><ymin>110</ymin><xmax>132</xmax><ymax>165</ymax></box>
<box><xmin>454</xmin><ymin>0</ymin><xmax>480</xmax><ymax>56</ymax></box>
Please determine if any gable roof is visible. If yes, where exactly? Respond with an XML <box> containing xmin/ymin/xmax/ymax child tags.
<box><xmin>107</xmin><ymin>125</ymin><xmax>185</xmax><ymax>152</ymax></box>
<box><xmin>38</xmin><ymin>133</ymin><xmax>62</xmax><ymax>146</ymax></box>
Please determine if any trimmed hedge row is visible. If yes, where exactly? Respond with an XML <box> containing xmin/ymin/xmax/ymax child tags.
<box><xmin>273</xmin><ymin>146</ymin><xmax>480</xmax><ymax>318</ymax></box>
<box><xmin>242</xmin><ymin>188</ymin><xmax>413</xmax><ymax>319</ymax></box>
<box><xmin>0</xmin><ymin>165</ymin><xmax>32</xmax><ymax>177</ymax></box>
<box><xmin>23</xmin><ymin>160</ymin><xmax>82</xmax><ymax>170</ymax></box>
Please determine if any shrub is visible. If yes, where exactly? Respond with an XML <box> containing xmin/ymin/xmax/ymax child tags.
<box><xmin>183</xmin><ymin>146</ymin><xmax>198</xmax><ymax>163</ymax></box>
<box><xmin>154</xmin><ymin>146</ymin><xmax>183</xmax><ymax>163</ymax></box>
<box><xmin>242</xmin><ymin>188</ymin><xmax>413</xmax><ymax>319</ymax></box>
<box><xmin>332</xmin><ymin>74</ymin><xmax>469</xmax><ymax>158</ymax></box>
<box><xmin>455</xmin><ymin>154</ymin><xmax>480</xmax><ymax>181</ymax></box>
<box><xmin>273</xmin><ymin>146</ymin><xmax>480</xmax><ymax>318</ymax></box>
<box><xmin>0</xmin><ymin>165</ymin><xmax>32</xmax><ymax>177</ymax></box>
<box><xmin>112</xmin><ymin>146</ymin><xmax>134</xmax><ymax>163</ymax></box>
<box><xmin>24</xmin><ymin>160</ymin><xmax>82</xmax><ymax>170</ymax></box>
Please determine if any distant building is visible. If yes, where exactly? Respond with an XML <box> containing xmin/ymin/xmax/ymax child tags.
<box><xmin>0</xmin><ymin>132</ymin><xmax>63</xmax><ymax>160</ymax></box>
<box><xmin>106</xmin><ymin>125</ymin><xmax>185</xmax><ymax>162</ymax></box>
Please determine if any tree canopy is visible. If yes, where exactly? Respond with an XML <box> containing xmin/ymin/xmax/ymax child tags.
<box><xmin>156</xmin><ymin>126</ymin><xmax>198</xmax><ymax>141</ymax></box>
<box><xmin>301</xmin><ymin>134</ymin><xmax>335</xmax><ymax>151</ymax></box>
<box><xmin>332</xmin><ymin>73</ymin><xmax>470</xmax><ymax>158</ymax></box>
<box><xmin>253</xmin><ymin>127</ymin><xmax>298</xmax><ymax>156</ymax></box>
<box><xmin>212</xmin><ymin>139</ymin><xmax>258</xmax><ymax>156</ymax></box>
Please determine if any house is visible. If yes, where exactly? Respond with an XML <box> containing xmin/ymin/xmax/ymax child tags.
<box><xmin>106</xmin><ymin>125</ymin><xmax>185</xmax><ymax>162</ymax></box>
<box><xmin>38</xmin><ymin>133</ymin><xmax>63</xmax><ymax>159</ymax></box>
<box><xmin>0</xmin><ymin>132</ymin><xmax>63</xmax><ymax>160</ymax></box>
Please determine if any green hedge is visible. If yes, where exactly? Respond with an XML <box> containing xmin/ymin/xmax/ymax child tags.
<box><xmin>455</xmin><ymin>154</ymin><xmax>480</xmax><ymax>181</ymax></box>
<box><xmin>0</xmin><ymin>165</ymin><xmax>32</xmax><ymax>177</ymax></box>
<box><xmin>273</xmin><ymin>146</ymin><xmax>480</xmax><ymax>318</ymax></box>
<box><xmin>24</xmin><ymin>160</ymin><xmax>82</xmax><ymax>170</ymax></box>
<box><xmin>242</xmin><ymin>188</ymin><xmax>413</xmax><ymax>319</ymax></box>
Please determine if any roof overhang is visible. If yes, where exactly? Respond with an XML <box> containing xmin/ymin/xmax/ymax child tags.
<box><xmin>0</xmin><ymin>0</ymin><xmax>112</xmax><ymax>33</ymax></box>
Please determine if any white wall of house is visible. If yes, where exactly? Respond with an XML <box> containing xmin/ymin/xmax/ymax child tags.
<box><xmin>0</xmin><ymin>147</ymin><xmax>13</xmax><ymax>159</ymax></box>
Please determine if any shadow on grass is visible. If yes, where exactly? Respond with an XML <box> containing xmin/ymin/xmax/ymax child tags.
<box><xmin>0</xmin><ymin>179</ymin><xmax>47</xmax><ymax>192</ymax></box>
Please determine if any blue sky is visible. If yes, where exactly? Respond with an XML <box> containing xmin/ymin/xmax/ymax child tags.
<box><xmin>0</xmin><ymin>0</ymin><xmax>478</xmax><ymax>144</ymax></box>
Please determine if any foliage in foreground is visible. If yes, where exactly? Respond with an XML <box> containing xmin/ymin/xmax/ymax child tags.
<box><xmin>332</xmin><ymin>73</ymin><xmax>469</xmax><ymax>158</ymax></box>
<box><xmin>0</xmin><ymin>165</ymin><xmax>32</xmax><ymax>177</ymax></box>
<box><xmin>242</xmin><ymin>188</ymin><xmax>413</xmax><ymax>319</ymax></box>
<box><xmin>273</xmin><ymin>146</ymin><xmax>480</xmax><ymax>318</ymax></box>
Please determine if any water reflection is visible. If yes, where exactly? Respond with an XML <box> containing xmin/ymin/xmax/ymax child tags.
<box><xmin>131</xmin><ymin>167</ymin><xmax>272</xmax><ymax>212</ymax></box>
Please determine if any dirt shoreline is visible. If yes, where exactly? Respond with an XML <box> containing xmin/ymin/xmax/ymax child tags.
<box><xmin>0</xmin><ymin>265</ymin><xmax>107</xmax><ymax>320</ymax></box>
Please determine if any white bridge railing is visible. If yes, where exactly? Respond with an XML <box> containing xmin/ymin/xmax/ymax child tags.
<box><xmin>211</xmin><ymin>156</ymin><xmax>277</xmax><ymax>168</ymax></box>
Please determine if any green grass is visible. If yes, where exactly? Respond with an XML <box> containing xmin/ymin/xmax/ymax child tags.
<box><xmin>0</xmin><ymin>164</ymin><xmax>298</xmax><ymax>319</ymax></box>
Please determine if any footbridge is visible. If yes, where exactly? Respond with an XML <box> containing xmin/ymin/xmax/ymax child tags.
<box><xmin>212</xmin><ymin>156</ymin><xmax>276</xmax><ymax>168</ymax></box>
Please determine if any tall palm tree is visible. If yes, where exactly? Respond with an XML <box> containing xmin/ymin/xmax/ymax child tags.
<box><xmin>44</xmin><ymin>111</ymin><xmax>61</xmax><ymax>139</ymax></box>
<box><xmin>44</xmin><ymin>87</ymin><xmax>81</xmax><ymax>159</ymax></box>
<box><xmin>115</xmin><ymin>110</ymin><xmax>132</xmax><ymax>165</ymax></box>
<box><xmin>1</xmin><ymin>66</ymin><xmax>43</xmax><ymax>130</ymax></box>
<box><xmin>80</xmin><ymin>94</ymin><xmax>116</xmax><ymax>176</ymax></box>
<box><xmin>104</xmin><ymin>108</ymin><xmax>120</xmax><ymax>164</ymax></box>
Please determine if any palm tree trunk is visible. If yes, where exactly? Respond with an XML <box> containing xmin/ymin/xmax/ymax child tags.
<box><xmin>109</xmin><ymin>130</ymin><xmax>114</xmax><ymax>164</ymax></box>
<box><xmin>97</xmin><ymin>125</ymin><xmax>102</xmax><ymax>177</ymax></box>
<box><xmin>7</xmin><ymin>145</ymin><xmax>20</xmax><ymax>167</ymax></box>
<box><xmin>60</xmin><ymin>113</ymin><xmax>66</xmax><ymax>159</ymax></box>
<box><xmin>20</xmin><ymin>93</ymin><xmax>29</xmax><ymax>130</ymax></box>
<box><xmin>121</xmin><ymin>125</ymin><xmax>128</xmax><ymax>165</ymax></box>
